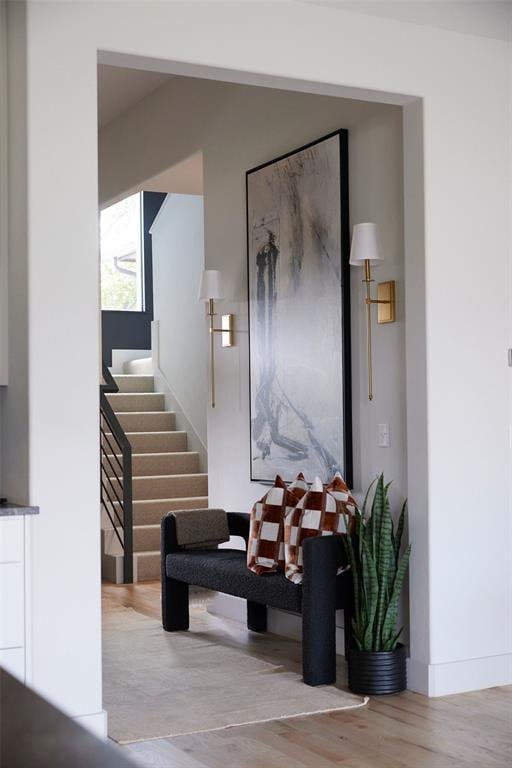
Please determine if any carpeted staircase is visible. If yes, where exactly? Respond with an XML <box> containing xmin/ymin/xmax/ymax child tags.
<box><xmin>102</xmin><ymin>359</ymin><xmax>208</xmax><ymax>582</ymax></box>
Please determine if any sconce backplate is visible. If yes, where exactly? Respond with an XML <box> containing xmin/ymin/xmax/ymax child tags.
<box><xmin>377</xmin><ymin>281</ymin><xmax>396</xmax><ymax>324</ymax></box>
<box><xmin>221</xmin><ymin>314</ymin><xmax>234</xmax><ymax>347</ymax></box>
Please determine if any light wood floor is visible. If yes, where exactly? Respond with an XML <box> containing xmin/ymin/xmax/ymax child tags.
<box><xmin>103</xmin><ymin>581</ymin><xmax>512</xmax><ymax>768</ymax></box>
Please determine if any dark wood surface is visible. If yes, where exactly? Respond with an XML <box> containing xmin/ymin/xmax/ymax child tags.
<box><xmin>0</xmin><ymin>669</ymin><xmax>136</xmax><ymax>768</ymax></box>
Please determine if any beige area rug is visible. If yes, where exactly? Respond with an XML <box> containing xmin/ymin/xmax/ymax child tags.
<box><xmin>103</xmin><ymin>604</ymin><xmax>367</xmax><ymax>744</ymax></box>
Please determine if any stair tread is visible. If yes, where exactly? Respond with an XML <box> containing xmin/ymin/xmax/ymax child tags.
<box><xmin>117</xmin><ymin>411</ymin><xmax>176</xmax><ymax>415</ymax></box>
<box><xmin>108</xmin><ymin>393</ymin><xmax>164</xmax><ymax>398</ymax></box>
<box><xmin>104</xmin><ymin>430</ymin><xmax>185</xmax><ymax>435</ymax></box>
<box><xmin>133</xmin><ymin>523</ymin><xmax>160</xmax><ymax>530</ymax></box>
<box><xmin>126</xmin><ymin>431</ymin><xmax>186</xmax><ymax>436</ymax></box>
<box><xmin>134</xmin><ymin>451</ymin><xmax>198</xmax><ymax>458</ymax></box>
<box><xmin>134</xmin><ymin>550</ymin><xmax>160</xmax><ymax>557</ymax></box>
<box><xmin>132</xmin><ymin>472</ymin><xmax>207</xmax><ymax>479</ymax></box>
<box><xmin>105</xmin><ymin>451</ymin><xmax>198</xmax><ymax>458</ymax></box>
<box><xmin>112</xmin><ymin>497</ymin><xmax>209</xmax><ymax>505</ymax></box>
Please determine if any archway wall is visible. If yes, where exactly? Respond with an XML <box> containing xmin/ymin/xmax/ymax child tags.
<box><xmin>4</xmin><ymin>0</ymin><xmax>510</xmax><ymax>726</ymax></box>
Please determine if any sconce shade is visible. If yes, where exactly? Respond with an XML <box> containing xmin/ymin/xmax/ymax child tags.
<box><xmin>197</xmin><ymin>269</ymin><xmax>224</xmax><ymax>301</ymax></box>
<box><xmin>349</xmin><ymin>223</ymin><xmax>383</xmax><ymax>266</ymax></box>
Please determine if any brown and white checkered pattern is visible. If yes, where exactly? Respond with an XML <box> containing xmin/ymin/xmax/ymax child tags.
<box><xmin>327</xmin><ymin>472</ymin><xmax>358</xmax><ymax>536</ymax></box>
<box><xmin>284</xmin><ymin>474</ymin><xmax>356</xmax><ymax>584</ymax></box>
<box><xmin>247</xmin><ymin>474</ymin><xmax>308</xmax><ymax>575</ymax></box>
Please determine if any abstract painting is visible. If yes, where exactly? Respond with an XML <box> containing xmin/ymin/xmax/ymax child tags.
<box><xmin>247</xmin><ymin>130</ymin><xmax>352</xmax><ymax>484</ymax></box>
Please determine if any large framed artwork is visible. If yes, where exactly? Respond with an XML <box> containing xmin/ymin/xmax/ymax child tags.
<box><xmin>246</xmin><ymin>130</ymin><xmax>352</xmax><ymax>485</ymax></box>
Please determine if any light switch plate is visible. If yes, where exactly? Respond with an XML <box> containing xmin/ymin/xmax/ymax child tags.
<box><xmin>378</xmin><ymin>423</ymin><xmax>390</xmax><ymax>447</ymax></box>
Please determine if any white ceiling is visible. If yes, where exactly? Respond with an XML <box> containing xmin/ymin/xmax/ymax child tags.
<box><xmin>144</xmin><ymin>152</ymin><xmax>204</xmax><ymax>196</ymax></box>
<box><xmin>98</xmin><ymin>64</ymin><xmax>172</xmax><ymax>127</ymax></box>
<box><xmin>304</xmin><ymin>1</ymin><xmax>512</xmax><ymax>41</ymax></box>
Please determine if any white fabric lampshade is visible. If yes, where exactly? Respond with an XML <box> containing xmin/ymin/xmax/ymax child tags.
<box><xmin>349</xmin><ymin>223</ymin><xmax>383</xmax><ymax>266</ymax></box>
<box><xmin>197</xmin><ymin>269</ymin><xmax>224</xmax><ymax>301</ymax></box>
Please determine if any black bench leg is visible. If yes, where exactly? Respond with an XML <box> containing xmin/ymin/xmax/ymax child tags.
<box><xmin>302</xmin><ymin>536</ymin><xmax>338</xmax><ymax>686</ymax></box>
<box><xmin>247</xmin><ymin>601</ymin><xmax>267</xmax><ymax>632</ymax></box>
<box><xmin>302</xmin><ymin>603</ymin><xmax>336</xmax><ymax>686</ymax></box>
<box><xmin>162</xmin><ymin>576</ymin><xmax>189</xmax><ymax>632</ymax></box>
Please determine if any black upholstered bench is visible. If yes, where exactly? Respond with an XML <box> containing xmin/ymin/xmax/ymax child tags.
<box><xmin>161</xmin><ymin>511</ymin><xmax>353</xmax><ymax>686</ymax></box>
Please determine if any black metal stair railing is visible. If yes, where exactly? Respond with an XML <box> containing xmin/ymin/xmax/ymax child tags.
<box><xmin>100</xmin><ymin>362</ymin><xmax>133</xmax><ymax>583</ymax></box>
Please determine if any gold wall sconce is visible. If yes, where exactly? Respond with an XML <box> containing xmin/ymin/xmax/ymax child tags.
<box><xmin>197</xmin><ymin>269</ymin><xmax>234</xmax><ymax>408</ymax></box>
<box><xmin>350</xmin><ymin>223</ymin><xmax>396</xmax><ymax>402</ymax></box>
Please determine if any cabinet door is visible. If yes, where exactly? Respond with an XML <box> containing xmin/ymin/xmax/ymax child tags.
<box><xmin>0</xmin><ymin>518</ymin><xmax>24</xmax><ymax>563</ymax></box>
<box><xmin>0</xmin><ymin>562</ymin><xmax>24</xmax><ymax>649</ymax></box>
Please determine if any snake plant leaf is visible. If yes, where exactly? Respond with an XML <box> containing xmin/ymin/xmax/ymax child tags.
<box><xmin>342</xmin><ymin>531</ymin><xmax>360</xmax><ymax>621</ymax></box>
<box><xmin>372</xmin><ymin>475</ymin><xmax>385</xmax><ymax>558</ymax></box>
<box><xmin>381</xmin><ymin>544</ymin><xmax>411</xmax><ymax>646</ymax></box>
<box><xmin>361</xmin><ymin>477</ymin><xmax>377</xmax><ymax>557</ymax></box>
<box><xmin>374</xmin><ymin>489</ymin><xmax>394</xmax><ymax>648</ymax></box>
<box><xmin>361</xmin><ymin>540</ymin><xmax>379</xmax><ymax>650</ymax></box>
<box><xmin>394</xmin><ymin>500</ymin><xmax>406</xmax><ymax>564</ymax></box>
<box><xmin>351</xmin><ymin>618</ymin><xmax>363</xmax><ymax>651</ymax></box>
<box><xmin>382</xmin><ymin>626</ymin><xmax>404</xmax><ymax>651</ymax></box>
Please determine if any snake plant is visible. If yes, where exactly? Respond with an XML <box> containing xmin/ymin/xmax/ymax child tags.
<box><xmin>343</xmin><ymin>474</ymin><xmax>411</xmax><ymax>652</ymax></box>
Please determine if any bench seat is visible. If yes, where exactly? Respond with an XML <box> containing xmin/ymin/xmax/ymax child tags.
<box><xmin>166</xmin><ymin>549</ymin><xmax>303</xmax><ymax>613</ymax></box>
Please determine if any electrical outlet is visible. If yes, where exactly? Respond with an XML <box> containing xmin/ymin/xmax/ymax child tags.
<box><xmin>378</xmin><ymin>423</ymin><xmax>390</xmax><ymax>448</ymax></box>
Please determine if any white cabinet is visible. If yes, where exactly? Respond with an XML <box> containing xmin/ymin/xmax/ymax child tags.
<box><xmin>0</xmin><ymin>515</ymin><xmax>32</xmax><ymax>682</ymax></box>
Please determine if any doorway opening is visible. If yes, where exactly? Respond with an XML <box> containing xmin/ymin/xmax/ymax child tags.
<box><xmin>96</xmin><ymin>60</ymin><xmax>418</xmax><ymax>749</ymax></box>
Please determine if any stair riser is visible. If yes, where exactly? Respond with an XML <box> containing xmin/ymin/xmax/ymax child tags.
<box><xmin>132</xmin><ymin>474</ymin><xmax>208</xmax><ymax>500</ymax></box>
<box><xmin>106</xmin><ymin>393</ymin><xmax>165</xmax><ymax>412</ymax></box>
<box><xmin>133</xmin><ymin>453</ymin><xmax>199</xmax><ymax>476</ymax></box>
<box><xmin>104</xmin><ymin>453</ymin><xmax>199</xmax><ymax>477</ymax></box>
<box><xmin>113</xmin><ymin>375</ymin><xmax>154</xmax><ymax>393</ymax></box>
<box><xmin>133</xmin><ymin>526</ymin><xmax>160</xmax><ymax>552</ymax></box>
<box><xmin>116</xmin><ymin>412</ymin><xmax>176</xmax><ymax>432</ymax></box>
<box><xmin>102</xmin><ymin>432</ymin><xmax>187</xmax><ymax>453</ymax></box>
<box><xmin>106</xmin><ymin>497</ymin><xmax>210</xmax><ymax>526</ymax></box>
<box><xmin>107</xmin><ymin>474</ymin><xmax>208</xmax><ymax>500</ymax></box>
<box><xmin>126</xmin><ymin>432</ymin><xmax>187</xmax><ymax>453</ymax></box>
<box><xmin>135</xmin><ymin>552</ymin><xmax>160</xmax><ymax>581</ymax></box>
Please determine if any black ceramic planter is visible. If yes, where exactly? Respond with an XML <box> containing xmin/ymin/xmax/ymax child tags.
<box><xmin>348</xmin><ymin>643</ymin><xmax>407</xmax><ymax>695</ymax></box>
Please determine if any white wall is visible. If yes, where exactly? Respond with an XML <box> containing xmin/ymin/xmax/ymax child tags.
<box><xmin>3</xmin><ymin>0</ymin><xmax>29</xmax><ymax>504</ymax></box>
<box><xmin>0</xmin><ymin>0</ymin><xmax>8</xmax><ymax>388</ymax></box>
<box><xmin>4</xmin><ymin>0</ymin><xmax>510</xmax><ymax>718</ymax></box>
<box><xmin>150</xmin><ymin>193</ymin><xmax>208</xmax><ymax>455</ymax></box>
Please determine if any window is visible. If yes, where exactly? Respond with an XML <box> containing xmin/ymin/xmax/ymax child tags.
<box><xmin>100</xmin><ymin>193</ymin><xmax>143</xmax><ymax>311</ymax></box>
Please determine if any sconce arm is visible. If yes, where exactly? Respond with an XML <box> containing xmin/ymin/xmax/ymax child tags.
<box><xmin>366</xmin><ymin>297</ymin><xmax>392</xmax><ymax>305</ymax></box>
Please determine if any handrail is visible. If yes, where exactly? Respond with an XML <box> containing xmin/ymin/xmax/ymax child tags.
<box><xmin>100</xmin><ymin>362</ymin><xmax>133</xmax><ymax>583</ymax></box>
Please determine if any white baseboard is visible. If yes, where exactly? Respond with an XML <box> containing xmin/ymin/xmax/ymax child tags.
<box><xmin>408</xmin><ymin>653</ymin><xmax>512</xmax><ymax>697</ymax></box>
<box><xmin>74</xmin><ymin>709</ymin><xmax>108</xmax><ymax>738</ymax></box>
<box><xmin>210</xmin><ymin>596</ymin><xmax>512</xmax><ymax>697</ymax></box>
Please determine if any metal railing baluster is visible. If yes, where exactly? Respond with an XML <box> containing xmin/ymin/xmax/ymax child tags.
<box><xmin>100</xmin><ymin>362</ymin><xmax>133</xmax><ymax>583</ymax></box>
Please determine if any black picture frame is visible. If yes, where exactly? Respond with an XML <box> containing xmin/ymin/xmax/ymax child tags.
<box><xmin>246</xmin><ymin>129</ymin><xmax>352</xmax><ymax>486</ymax></box>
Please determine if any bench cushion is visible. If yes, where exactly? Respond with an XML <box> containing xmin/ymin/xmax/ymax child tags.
<box><xmin>166</xmin><ymin>549</ymin><xmax>303</xmax><ymax>613</ymax></box>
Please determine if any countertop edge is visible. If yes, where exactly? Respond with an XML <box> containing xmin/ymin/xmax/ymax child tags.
<box><xmin>0</xmin><ymin>505</ymin><xmax>40</xmax><ymax>517</ymax></box>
